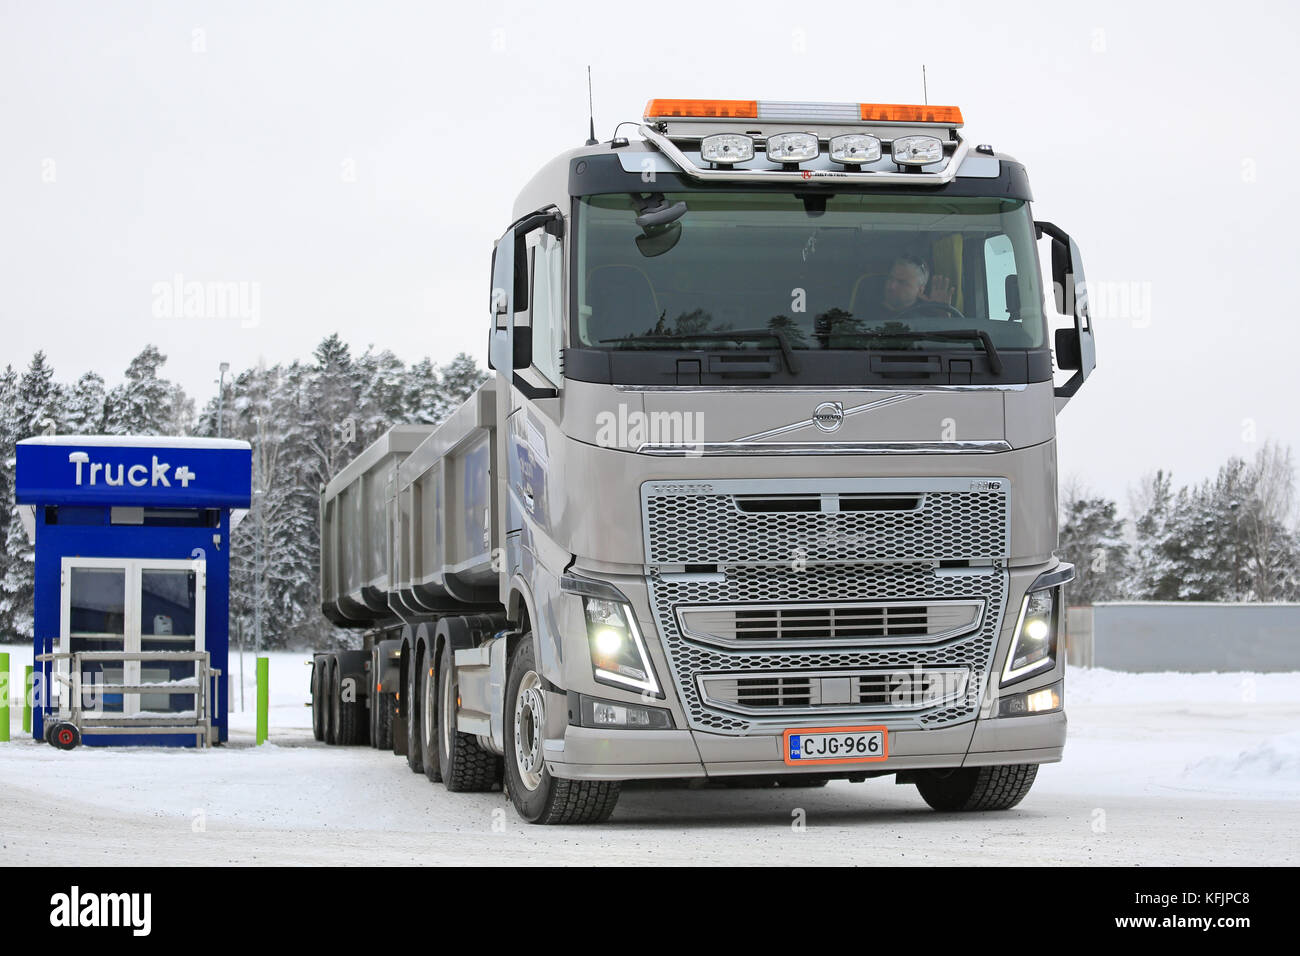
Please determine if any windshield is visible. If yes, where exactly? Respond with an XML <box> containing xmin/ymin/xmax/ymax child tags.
<box><xmin>575</xmin><ymin>192</ymin><xmax>1045</xmax><ymax>352</ymax></box>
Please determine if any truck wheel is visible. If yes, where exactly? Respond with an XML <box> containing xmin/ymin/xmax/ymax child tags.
<box><xmin>323</xmin><ymin>658</ymin><xmax>337</xmax><ymax>745</ymax></box>
<box><xmin>437</xmin><ymin>639</ymin><xmax>501</xmax><ymax>792</ymax></box>
<box><xmin>374</xmin><ymin>691</ymin><xmax>393</xmax><ymax>751</ymax></box>
<box><xmin>420</xmin><ymin>656</ymin><xmax>443</xmax><ymax>783</ymax></box>
<box><xmin>332</xmin><ymin>661</ymin><xmax>363</xmax><ymax>745</ymax></box>
<box><xmin>914</xmin><ymin>764</ymin><xmax>1039</xmax><ymax>811</ymax></box>
<box><xmin>404</xmin><ymin>647</ymin><xmax>424</xmax><ymax>774</ymax></box>
<box><xmin>504</xmin><ymin>637</ymin><xmax>620</xmax><ymax>824</ymax></box>
<box><xmin>311</xmin><ymin>659</ymin><xmax>326</xmax><ymax>742</ymax></box>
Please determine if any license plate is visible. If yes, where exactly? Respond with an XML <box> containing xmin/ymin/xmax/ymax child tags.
<box><xmin>783</xmin><ymin>725</ymin><xmax>888</xmax><ymax>765</ymax></box>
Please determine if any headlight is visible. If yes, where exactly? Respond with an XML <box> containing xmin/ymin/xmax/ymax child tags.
<box><xmin>583</xmin><ymin>597</ymin><xmax>661</xmax><ymax>696</ymax></box>
<box><xmin>1002</xmin><ymin>588</ymin><xmax>1058</xmax><ymax>685</ymax></box>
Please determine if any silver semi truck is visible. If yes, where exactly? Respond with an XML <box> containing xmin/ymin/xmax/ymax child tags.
<box><xmin>311</xmin><ymin>97</ymin><xmax>1094</xmax><ymax>824</ymax></box>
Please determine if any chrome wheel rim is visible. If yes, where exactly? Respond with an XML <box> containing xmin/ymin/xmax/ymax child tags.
<box><xmin>513</xmin><ymin>670</ymin><xmax>545</xmax><ymax>792</ymax></box>
<box><xmin>423</xmin><ymin>662</ymin><xmax>435</xmax><ymax>748</ymax></box>
<box><xmin>441</xmin><ymin>660</ymin><xmax>455</xmax><ymax>760</ymax></box>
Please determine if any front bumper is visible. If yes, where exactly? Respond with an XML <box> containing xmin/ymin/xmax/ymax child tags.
<box><xmin>545</xmin><ymin>710</ymin><xmax>1065</xmax><ymax>780</ymax></box>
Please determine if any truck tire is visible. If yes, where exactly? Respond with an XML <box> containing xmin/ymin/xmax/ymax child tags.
<box><xmin>404</xmin><ymin>646</ymin><xmax>424</xmax><ymax>774</ymax></box>
<box><xmin>332</xmin><ymin>660</ymin><xmax>364</xmax><ymax>746</ymax></box>
<box><xmin>504</xmin><ymin>637</ymin><xmax>620</xmax><ymax>824</ymax></box>
<box><xmin>323</xmin><ymin>657</ymin><xmax>337</xmax><ymax>745</ymax></box>
<box><xmin>436</xmin><ymin>639</ymin><xmax>502</xmax><ymax>792</ymax></box>
<box><xmin>420</xmin><ymin>656</ymin><xmax>443</xmax><ymax>783</ymax></box>
<box><xmin>311</xmin><ymin>659</ymin><xmax>326</xmax><ymax>742</ymax></box>
<box><xmin>914</xmin><ymin>763</ymin><xmax>1039</xmax><ymax>811</ymax></box>
<box><xmin>374</xmin><ymin>691</ymin><xmax>393</xmax><ymax>751</ymax></box>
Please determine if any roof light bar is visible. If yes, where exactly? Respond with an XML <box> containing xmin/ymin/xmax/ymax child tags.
<box><xmin>645</xmin><ymin>99</ymin><xmax>963</xmax><ymax>127</ymax></box>
<box><xmin>644</xmin><ymin>99</ymin><xmax>758</xmax><ymax>119</ymax></box>
<box><xmin>860</xmin><ymin>103</ymin><xmax>964</xmax><ymax>125</ymax></box>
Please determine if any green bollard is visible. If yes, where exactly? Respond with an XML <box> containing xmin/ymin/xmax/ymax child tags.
<box><xmin>23</xmin><ymin>665</ymin><xmax>32</xmax><ymax>735</ymax></box>
<box><xmin>256</xmin><ymin>656</ymin><xmax>269</xmax><ymax>745</ymax></box>
<box><xmin>0</xmin><ymin>652</ymin><xmax>9</xmax><ymax>743</ymax></box>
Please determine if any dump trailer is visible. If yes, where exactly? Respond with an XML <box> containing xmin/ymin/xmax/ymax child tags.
<box><xmin>311</xmin><ymin>97</ymin><xmax>1095</xmax><ymax>824</ymax></box>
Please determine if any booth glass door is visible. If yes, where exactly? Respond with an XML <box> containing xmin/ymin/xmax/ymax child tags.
<box><xmin>60</xmin><ymin>558</ymin><xmax>206</xmax><ymax>717</ymax></box>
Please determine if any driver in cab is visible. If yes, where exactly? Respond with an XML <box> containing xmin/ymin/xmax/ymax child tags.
<box><xmin>872</xmin><ymin>254</ymin><xmax>956</xmax><ymax>321</ymax></box>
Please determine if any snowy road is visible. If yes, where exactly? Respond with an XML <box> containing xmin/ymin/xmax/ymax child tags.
<box><xmin>1</xmin><ymin>650</ymin><xmax>1296</xmax><ymax>866</ymax></box>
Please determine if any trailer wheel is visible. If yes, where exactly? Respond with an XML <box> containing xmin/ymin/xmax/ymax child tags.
<box><xmin>404</xmin><ymin>646</ymin><xmax>424</xmax><ymax>774</ymax></box>
<box><xmin>323</xmin><ymin>657</ymin><xmax>337</xmax><ymax>745</ymax></box>
<box><xmin>333</xmin><ymin>662</ymin><xmax>364</xmax><ymax>746</ymax></box>
<box><xmin>436</xmin><ymin>639</ymin><xmax>502</xmax><ymax>792</ymax></box>
<box><xmin>374</xmin><ymin>690</ymin><xmax>393</xmax><ymax>751</ymax></box>
<box><xmin>420</xmin><ymin>657</ymin><xmax>443</xmax><ymax>783</ymax></box>
<box><xmin>50</xmin><ymin>722</ymin><xmax>81</xmax><ymax>750</ymax></box>
<box><xmin>914</xmin><ymin>763</ymin><xmax>1039</xmax><ymax>811</ymax></box>
<box><xmin>311</xmin><ymin>659</ymin><xmax>326</xmax><ymax>742</ymax></box>
<box><xmin>504</xmin><ymin>637</ymin><xmax>620</xmax><ymax>824</ymax></box>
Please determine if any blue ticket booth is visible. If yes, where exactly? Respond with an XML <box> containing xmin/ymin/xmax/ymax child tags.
<box><xmin>16</xmin><ymin>436</ymin><xmax>252</xmax><ymax>746</ymax></box>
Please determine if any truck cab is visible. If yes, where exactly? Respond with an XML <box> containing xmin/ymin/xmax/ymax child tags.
<box><xmin>318</xmin><ymin>97</ymin><xmax>1094</xmax><ymax>824</ymax></box>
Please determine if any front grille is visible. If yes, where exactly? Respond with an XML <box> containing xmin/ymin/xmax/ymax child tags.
<box><xmin>699</xmin><ymin>668</ymin><xmax>971</xmax><ymax>715</ymax></box>
<box><xmin>647</xmin><ymin>562</ymin><xmax>1007</xmax><ymax>735</ymax></box>
<box><xmin>676</xmin><ymin>599</ymin><xmax>983</xmax><ymax>648</ymax></box>
<box><xmin>642</xmin><ymin>478</ymin><xmax>1010</xmax><ymax>567</ymax></box>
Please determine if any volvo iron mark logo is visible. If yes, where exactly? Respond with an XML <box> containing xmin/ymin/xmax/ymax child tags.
<box><xmin>812</xmin><ymin>402</ymin><xmax>844</xmax><ymax>432</ymax></box>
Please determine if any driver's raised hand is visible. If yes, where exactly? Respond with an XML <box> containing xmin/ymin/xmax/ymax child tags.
<box><xmin>920</xmin><ymin>275</ymin><xmax>954</xmax><ymax>305</ymax></box>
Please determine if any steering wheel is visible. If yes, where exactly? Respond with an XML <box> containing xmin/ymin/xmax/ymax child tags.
<box><xmin>895</xmin><ymin>299</ymin><xmax>964</xmax><ymax>322</ymax></box>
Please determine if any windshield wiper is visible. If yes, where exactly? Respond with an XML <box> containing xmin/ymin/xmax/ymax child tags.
<box><xmin>600</xmin><ymin>329</ymin><xmax>801</xmax><ymax>374</ymax></box>
<box><xmin>841</xmin><ymin>328</ymin><xmax>1003</xmax><ymax>375</ymax></box>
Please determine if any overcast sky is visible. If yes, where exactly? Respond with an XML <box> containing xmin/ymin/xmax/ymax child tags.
<box><xmin>2</xmin><ymin>0</ymin><xmax>1297</xmax><ymax>508</ymax></box>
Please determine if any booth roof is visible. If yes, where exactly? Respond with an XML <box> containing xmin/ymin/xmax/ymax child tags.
<box><xmin>18</xmin><ymin>435</ymin><xmax>251</xmax><ymax>450</ymax></box>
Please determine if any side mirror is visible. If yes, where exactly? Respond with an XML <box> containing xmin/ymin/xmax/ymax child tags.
<box><xmin>1036</xmin><ymin>221</ymin><xmax>1095</xmax><ymax>402</ymax></box>
<box><xmin>1054</xmin><ymin>327</ymin><xmax>1081</xmax><ymax>370</ymax></box>
<box><xmin>1004</xmin><ymin>274</ymin><xmax>1021</xmax><ymax>321</ymax></box>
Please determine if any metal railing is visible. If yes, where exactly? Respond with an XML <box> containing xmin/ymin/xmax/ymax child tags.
<box><xmin>35</xmin><ymin>650</ymin><xmax>221</xmax><ymax>748</ymax></box>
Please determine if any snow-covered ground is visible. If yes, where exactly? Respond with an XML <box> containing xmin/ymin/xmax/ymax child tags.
<box><xmin>0</xmin><ymin>644</ymin><xmax>1296</xmax><ymax>865</ymax></box>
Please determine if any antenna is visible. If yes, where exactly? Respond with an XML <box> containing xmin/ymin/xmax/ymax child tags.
<box><xmin>922</xmin><ymin>64</ymin><xmax>928</xmax><ymax>105</ymax></box>
<box><xmin>585</xmin><ymin>66</ymin><xmax>598</xmax><ymax>146</ymax></box>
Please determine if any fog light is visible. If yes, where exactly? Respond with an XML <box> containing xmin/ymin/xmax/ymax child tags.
<box><xmin>1026</xmin><ymin>687</ymin><xmax>1060</xmax><ymax>712</ymax></box>
<box><xmin>996</xmin><ymin>681</ymin><xmax>1063</xmax><ymax>718</ymax></box>
<box><xmin>892</xmin><ymin>134</ymin><xmax>944</xmax><ymax>165</ymax></box>
<box><xmin>766</xmin><ymin>132</ymin><xmax>819</xmax><ymax>163</ymax></box>
<box><xmin>829</xmin><ymin>133</ymin><xmax>882</xmax><ymax>164</ymax></box>
<box><xmin>576</xmin><ymin>694</ymin><xmax>674</xmax><ymax>730</ymax></box>
<box><xmin>701</xmin><ymin>133</ymin><xmax>754</xmax><ymax>164</ymax></box>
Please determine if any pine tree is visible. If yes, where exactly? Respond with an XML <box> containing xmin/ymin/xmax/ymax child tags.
<box><xmin>438</xmin><ymin>352</ymin><xmax>489</xmax><ymax>407</ymax></box>
<box><xmin>1132</xmin><ymin>470</ymin><xmax>1179</xmax><ymax>599</ymax></box>
<box><xmin>64</xmin><ymin>371</ymin><xmax>107</xmax><ymax>433</ymax></box>
<box><xmin>0</xmin><ymin>366</ymin><xmax>19</xmax><ymax>639</ymax></box>
<box><xmin>1</xmin><ymin>353</ymin><xmax>66</xmax><ymax>639</ymax></box>
<box><xmin>1057</xmin><ymin>496</ymin><xmax>1131</xmax><ymax>604</ymax></box>
<box><xmin>103</xmin><ymin>345</ymin><xmax>190</xmax><ymax>436</ymax></box>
